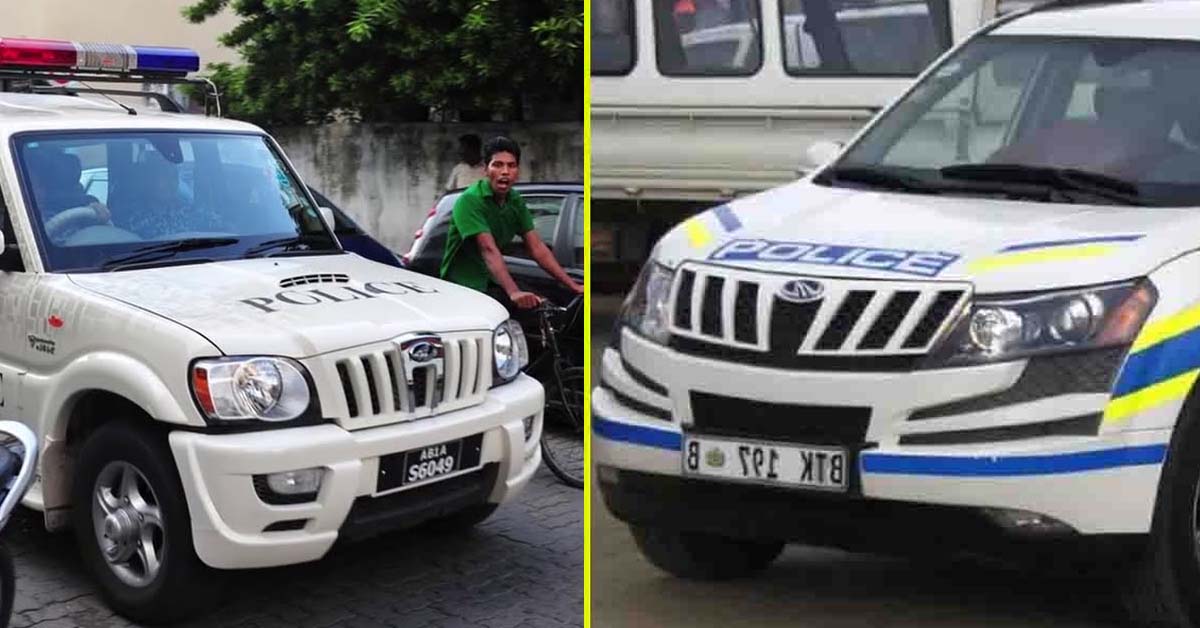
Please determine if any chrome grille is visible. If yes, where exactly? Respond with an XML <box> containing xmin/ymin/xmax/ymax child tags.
<box><xmin>670</xmin><ymin>263</ymin><xmax>970</xmax><ymax>356</ymax></box>
<box><xmin>331</xmin><ymin>331</ymin><xmax>490</xmax><ymax>425</ymax></box>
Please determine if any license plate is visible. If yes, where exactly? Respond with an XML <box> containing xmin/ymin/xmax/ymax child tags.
<box><xmin>682</xmin><ymin>435</ymin><xmax>848</xmax><ymax>491</ymax></box>
<box><xmin>377</xmin><ymin>433</ymin><xmax>484</xmax><ymax>492</ymax></box>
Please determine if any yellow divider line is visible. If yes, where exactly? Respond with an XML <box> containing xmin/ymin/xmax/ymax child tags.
<box><xmin>1104</xmin><ymin>368</ymin><xmax>1200</xmax><ymax>424</ymax></box>
<box><xmin>1132</xmin><ymin>302</ymin><xmax>1200</xmax><ymax>353</ymax></box>
<box><xmin>684</xmin><ymin>217</ymin><xmax>713</xmax><ymax>249</ymax></box>
<box><xmin>967</xmin><ymin>244</ymin><xmax>1116</xmax><ymax>273</ymax></box>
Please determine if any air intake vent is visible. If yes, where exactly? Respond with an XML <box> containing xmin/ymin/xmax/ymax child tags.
<box><xmin>279</xmin><ymin>273</ymin><xmax>350</xmax><ymax>288</ymax></box>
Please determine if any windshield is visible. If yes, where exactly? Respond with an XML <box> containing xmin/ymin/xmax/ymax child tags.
<box><xmin>822</xmin><ymin>35</ymin><xmax>1200</xmax><ymax>207</ymax></box>
<box><xmin>15</xmin><ymin>131</ymin><xmax>340</xmax><ymax>272</ymax></box>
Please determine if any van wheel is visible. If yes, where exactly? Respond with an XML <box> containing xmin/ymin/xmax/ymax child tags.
<box><xmin>72</xmin><ymin>421</ymin><xmax>220</xmax><ymax>624</ymax></box>
<box><xmin>630</xmin><ymin>525</ymin><xmax>783</xmax><ymax>580</ymax></box>
<box><xmin>1121</xmin><ymin>392</ymin><xmax>1200</xmax><ymax>628</ymax></box>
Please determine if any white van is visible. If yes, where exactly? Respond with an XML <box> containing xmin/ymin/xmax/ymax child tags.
<box><xmin>590</xmin><ymin>0</ymin><xmax>1026</xmax><ymax>289</ymax></box>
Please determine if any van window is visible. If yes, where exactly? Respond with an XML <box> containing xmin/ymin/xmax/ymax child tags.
<box><xmin>593</xmin><ymin>0</ymin><xmax>636</xmax><ymax>75</ymax></box>
<box><xmin>779</xmin><ymin>0</ymin><xmax>951</xmax><ymax>76</ymax></box>
<box><xmin>654</xmin><ymin>0</ymin><xmax>764</xmax><ymax>76</ymax></box>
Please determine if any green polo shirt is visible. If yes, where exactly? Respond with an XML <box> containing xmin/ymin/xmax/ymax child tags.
<box><xmin>439</xmin><ymin>179</ymin><xmax>535</xmax><ymax>292</ymax></box>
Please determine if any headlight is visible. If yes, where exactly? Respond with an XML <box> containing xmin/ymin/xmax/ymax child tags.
<box><xmin>494</xmin><ymin>319</ymin><xmax>529</xmax><ymax>384</ymax></box>
<box><xmin>924</xmin><ymin>280</ymin><xmax>1156</xmax><ymax>367</ymax></box>
<box><xmin>620</xmin><ymin>261</ymin><xmax>674</xmax><ymax>345</ymax></box>
<box><xmin>192</xmin><ymin>356</ymin><xmax>313</xmax><ymax>421</ymax></box>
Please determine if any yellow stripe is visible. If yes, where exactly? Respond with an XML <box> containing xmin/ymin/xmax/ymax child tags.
<box><xmin>1132</xmin><ymin>302</ymin><xmax>1200</xmax><ymax>353</ymax></box>
<box><xmin>684</xmin><ymin>217</ymin><xmax>713</xmax><ymax>248</ymax></box>
<box><xmin>1104</xmin><ymin>368</ymin><xmax>1200</xmax><ymax>424</ymax></box>
<box><xmin>967</xmin><ymin>244</ymin><xmax>1117</xmax><ymax>273</ymax></box>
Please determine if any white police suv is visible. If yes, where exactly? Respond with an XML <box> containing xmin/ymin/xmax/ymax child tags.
<box><xmin>594</xmin><ymin>2</ymin><xmax>1200</xmax><ymax>624</ymax></box>
<box><xmin>0</xmin><ymin>38</ymin><xmax>542</xmax><ymax>622</ymax></box>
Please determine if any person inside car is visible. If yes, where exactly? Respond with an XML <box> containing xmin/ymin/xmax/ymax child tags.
<box><xmin>439</xmin><ymin>136</ymin><xmax>583</xmax><ymax>309</ymax></box>
<box><xmin>32</xmin><ymin>151</ymin><xmax>112</xmax><ymax>240</ymax></box>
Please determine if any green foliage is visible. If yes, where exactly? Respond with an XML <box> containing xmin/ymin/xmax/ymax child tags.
<box><xmin>185</xmin><ymin>0</ymin><xmax>582</xmax><ymax>126</ymax></box>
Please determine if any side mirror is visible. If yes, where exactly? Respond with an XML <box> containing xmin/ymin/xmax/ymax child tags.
<box><xmin>0</xmin><ymin>421</ymin><xmax>37</xmax><ymax>530</ymax></box>
<box><xmin>803</xmin><ymin>140</ymin><xmax>845</xmax><ymax>173</ymax></box>
<box><xmin>318</xmin><ymin>207</ymin><xmax>336</xmax><ymax>231</ymax></box>
<box><xmin>0</xmin><ymin>229</ymin><xmax>6</xmax><ymax>251</ymax></box>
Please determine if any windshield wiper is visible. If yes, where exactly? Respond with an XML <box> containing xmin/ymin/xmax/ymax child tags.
<box><xmin>816</xmin><ymin>166</ymin><xmax>943</xmax><ymax>195</ymax></box>
<box><xmin>940</xmin><ymin>164</ymin><xmax>1143</xmax><ymax>206</ymax></box>
<box><xmin>243</xmin><ymin>234</ymin><xmax>336</xmax><ymax>259</ymax></box>
<box><xmin>100</xmin><ymin>237</ymin><xmax>239</xmax><ymax>271</ymax></box>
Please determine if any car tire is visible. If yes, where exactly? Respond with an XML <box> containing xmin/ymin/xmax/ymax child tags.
<box><xmin>0</xmin><ymin>541</ymin><xmax>13</xmax><ymax>628</ymax></box>
<box><xmin>630</xmin><ymin>525</ymin><xmax>784</xmax><ymax>580</ymax></box>
<box><xmin>1121</xmin><ymin>391</ymin><xmax>1200</xmax><ymax>628</ymax></box>
<box><xmin>71</xmin><ymin>420</ymin><xmax>220</xmax><ymax>624</ymax></box>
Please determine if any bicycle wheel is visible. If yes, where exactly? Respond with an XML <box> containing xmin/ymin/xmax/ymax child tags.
<box><xmin>541</xmin><ymin>366</ymin><xmax>585</xmax><ymax>489</ymax></box>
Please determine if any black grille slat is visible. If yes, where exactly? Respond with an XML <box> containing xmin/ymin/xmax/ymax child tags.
<box><xmin>600</xmin><ymin>381</ymin><xmax>671</xmax><ymax>421</ymax></box>
<box><xmin>413</xmin><ymin>366</ymin><xmax>429</xmax><ymax>408</ymax></box>
<box><xmin>675</xmin><ymin>270</ymin><xmax>696</xmax><ymax>329</ymax></box>
<box><xmin>672</xmin><ymin>336</ymin><xmax>919</xmax><ymax>371</ymax></box>
<box><xmin>903</xmin><ymin>291</ymin><xmax>964</xmax><ymax>348</ymax></box>
<box><xmin>768</xmin><ymin>299</ymin><xmax>821</xmax><ymax>355</ymax></box>
<box><xmin>385</xmin><ymin>353</ymin><xmax>402</xmax><ymax>411</ymax></box>
<box><xmin>622</xmin><ymin>358</ymin><xmax>669</xmax><ymax>396</ymax></box>
<box><xmin>279</xmin><ymin>273</ymin><xmax>349</xmax><ymax>288</ymax></box>
<box><xmin>733</xmin><ymin>282</ymin><xmax>759</xmax><ymax>344</ymax></box>
<box><xmin>816</xmin><ymin>291</ymin><xmax>874</xmax><ymax>350</ymax></box>
<box><xmin>899</xmin><ymin>414</ymin><xmax>1101</xmax><ymax>445</ymax></box>
<box><xmin>858</xmin><ymin>291</ymin><xmax>920</xmax><ymax>350</ymax></box>
<box><xmin>689</xmin><ymin>392</ymin><xmax>870</xmax><ymax>445</ymax></box>
<box><xmin>337</xmin><ymin>362</ymin><xmax>359</xmax><ymax>417</ymax></box>
<box><xmin>700</xmin><ymin>277</ymin><xmax>725</xmax><ymax>337</ymax></box>
<box><xmin>361</xmin><ymin>358</ymin><xmax>381</xmax><ymax>415</ymax></box>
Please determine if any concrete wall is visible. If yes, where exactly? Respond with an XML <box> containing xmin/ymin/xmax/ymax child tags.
<box><xmin>274</xmin><ymin>123</ymin><xmax>584</xmax><ymax>252</ymax></box>
<box><xmin>6</xmin><ymin>1</ymin><xmax>240</xmax><ymax>67</ymax></box>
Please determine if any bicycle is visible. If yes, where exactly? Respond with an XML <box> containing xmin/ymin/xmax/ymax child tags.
<box><xmin>526</xmin><ymin>295</ymin><xmax>584</xmax><ymax>489</ymax></box>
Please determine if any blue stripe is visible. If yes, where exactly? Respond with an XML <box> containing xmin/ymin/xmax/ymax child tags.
<box><xmin>862</xmin><ymin>444</ymin><xmax>1166</xmax><ymax>477</ymax></box>
<box><xmin>712</xmin><ymin>205</ymin><xmax>743</xmax><ymax>233</ymax></box>
<box><xmin>1112</xmin><ymin>325</ymin><xmax>1200</xmax><ymax>397</ymax></box>
<box><xmin>593</xmin><ymin>416</ymin><xmax>682</xmax><ymax>451</ymax></box>
<box><xmin>999</xmin><ymin>234</ymin><xmax>1143</xmax><ymax>253</ymax></box>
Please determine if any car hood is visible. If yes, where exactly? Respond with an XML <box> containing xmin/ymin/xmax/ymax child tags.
<box><xmin>655</xmin><ymin>180</ymin><xmax>1200</xmax><ymax>292</ymax></box>
<box><xmin>69</xmin><ymin>253</ymin><xmax>508</xmax><ymax>357</ymax></box>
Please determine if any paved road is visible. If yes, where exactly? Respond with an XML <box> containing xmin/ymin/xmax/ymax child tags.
<box><xmin>5</xmin><ymin>466</ymin><xmax>582</xmax><ymax>628</ymax></box>
<box><xmin>591</xmin><ymin>299</ymin><xmax>1128</xmax><ymax>628</ymax></box>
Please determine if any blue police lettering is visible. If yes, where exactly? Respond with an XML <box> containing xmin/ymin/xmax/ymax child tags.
<box><xmin>711</xmin><ymin>240</ymin><xmax>770</xmax><ymax>260</ymax></box>
<box><xmin>851</xmin><ymin>250</ymin><xmax>908</xmax><ymax>268</ymax></box>
<box><xmin>707</xmin><ymin>239</ymin><xmax>958</xmax><ymax>277</ymax></box>
<box><xmin>758</xmin><ymin>242</ymin><xmax>811</xmax><ymax>260</ymax></box>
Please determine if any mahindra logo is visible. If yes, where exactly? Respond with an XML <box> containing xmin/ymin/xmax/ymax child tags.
<box><xmin>395</xmin><ymin>333</ymin><xmax>445</xmax><ymax>409</ymax></box>
<box><xmin>407</xmin><ymin>341</ymin><xmax>437</xmax><ymax>363</ymax></box>
<box><xmin>777</xmin><ymin>279</ymin><xmax>825</xmax><ymax>303</ymax></box>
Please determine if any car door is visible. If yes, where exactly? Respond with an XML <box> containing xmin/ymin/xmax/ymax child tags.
<box><xmin>502</xmin><ymin>193</ymin><xmax>572</xmax><ymax>305</ymax></box>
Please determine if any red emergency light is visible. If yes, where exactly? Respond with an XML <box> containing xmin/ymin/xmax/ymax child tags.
<box><xmin>0</xmin><ymin>38</ymin><xmax>76</xmax><ymax>68</ymax></box>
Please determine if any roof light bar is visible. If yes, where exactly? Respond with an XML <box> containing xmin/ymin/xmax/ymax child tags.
<box><xmin>0</xmin><ymin>37</ymin><xmax>199</xmax><ymax>75</ymax></box>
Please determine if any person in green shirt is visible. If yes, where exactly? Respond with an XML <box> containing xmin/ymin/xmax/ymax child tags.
<box><xmin>440</xmin><ymin>136</ymin><xmax>583</xmax><ymax>309</ymax></box>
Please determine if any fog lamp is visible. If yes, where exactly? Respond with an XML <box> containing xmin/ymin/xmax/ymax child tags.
<box><xmin>266</xmin><ymin>468</ymin><xmax>324</xmax><ymax>495</ymax></box>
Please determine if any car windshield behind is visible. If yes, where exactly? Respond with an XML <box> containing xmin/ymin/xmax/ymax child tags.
<box><xmin>15</xmin><ymin>131</ymin><xmax>339</xmax><ymax>271</ymax></box>
<box><xmin>822</xmin><ymin>35</ymin><xmax>1200</xmax><ymax>207</ymax></box>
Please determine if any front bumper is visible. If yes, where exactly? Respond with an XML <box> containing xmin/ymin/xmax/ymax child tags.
<box><xmin>594</xmin><ymin>329</ymin><xmax>1171</xmax><ymax>535</ymax></box>
<box><xmin>169</xmin><ymin>373</ymin><xmax>544</xmax><ymax>570</ymax></box>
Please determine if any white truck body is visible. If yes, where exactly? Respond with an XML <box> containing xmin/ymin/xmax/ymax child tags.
<box><xmin>0</xmin><ymin>94</ymin><xmax>543</xmax><ymax>570</ymax></box>
<box><xmin>596</xmin><ymin>11</ymin><xmax>1200</xmax><ymax>619</ymax></box>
